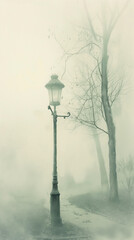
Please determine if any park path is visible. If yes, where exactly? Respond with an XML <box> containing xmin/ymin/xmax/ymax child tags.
<box><xmin>60</xmin><ymin>194</ymin><xmax>132</xmax><ymax>240</ymax></box>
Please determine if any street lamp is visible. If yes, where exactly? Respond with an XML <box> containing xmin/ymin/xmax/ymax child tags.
<box><xmin>45</xmin><ymin>74</ymin><xmax>70</xmax><ymax>226</ymax></box>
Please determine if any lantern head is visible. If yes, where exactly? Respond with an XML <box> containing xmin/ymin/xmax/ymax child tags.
<box><xmin>45</xmin><ymin>75</ymin><xmax>65</xmax><ymax>106</ymax></box>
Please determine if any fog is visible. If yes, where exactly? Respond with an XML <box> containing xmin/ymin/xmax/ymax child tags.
<box><xmin>0</xmin><ymin>0</ymin><xmax>134</xmax><ymax>239</ymax></box>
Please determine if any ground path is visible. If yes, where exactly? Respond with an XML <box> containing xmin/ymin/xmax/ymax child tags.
<box><xmin>61</xmin><ymin>194</ymin><xmax>133</xmax><ymax>240</ymax></box>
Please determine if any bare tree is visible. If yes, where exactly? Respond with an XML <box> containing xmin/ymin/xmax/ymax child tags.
<box><xmin>68</xmin><ymin>68</ymin><xmax>109</xmax><ymax>192</ymax></box>
<box><xmin>118</xmin><ymin>155</ymin><xmax>134</xmax><ymax>198</ymax></box>
<box><xmin>93</xmin><ymin>129</ymin><xmax>109</xmax><ymax>192</ymax></box>
<box><xmin>99</xmin><ymin>0</ymin><xmax>130</xmax><ymax>201</ymax></box>
<box><xmin>55</xmin><ymin>0</ymin><xmax>130</xmax><ymax>201</ymax></box>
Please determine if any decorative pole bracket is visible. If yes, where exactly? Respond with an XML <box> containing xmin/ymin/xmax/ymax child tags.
<box><xmin>57</xmin><ymin>112</ymin><xmax>70</xmax><ymax>119</ymax></box>
<box><xmin>48</xmin><ymin>105</ymin><xmax>70</xmax><ymax>119</ymax></box>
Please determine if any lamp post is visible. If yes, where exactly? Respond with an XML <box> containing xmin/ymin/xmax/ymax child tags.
<box><xmin>45</xmin><ymin>75</ymin><xmax>70</xmax><ymax>226</ymax></box>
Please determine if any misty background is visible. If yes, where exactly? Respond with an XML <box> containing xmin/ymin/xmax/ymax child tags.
<box><xmin>0</xmin><ymin>0</ymin><xmax>134</xmax><ymax>239</ymax></box>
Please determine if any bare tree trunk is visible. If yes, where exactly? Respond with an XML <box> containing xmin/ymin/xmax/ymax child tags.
<box><xmin>101</xmin><ymin>35</ymin><xmax>119</xmax><ymax>201</ymax></box>
<box><xmin>92</xmin><ymin>128</ymin><xmax>109</xmax><ymax>192</ymax></box>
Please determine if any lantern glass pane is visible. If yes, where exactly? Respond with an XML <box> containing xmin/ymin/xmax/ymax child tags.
<box><xmin>48</xmin><ymin>87</ymin><xmax>62</xmax><ymax>106</ymax></box>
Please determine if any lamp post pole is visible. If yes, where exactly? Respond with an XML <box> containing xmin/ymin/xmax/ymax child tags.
<box><xmin>48</xmin><ymin>105</ymin><xmax>70</xmax><ymax>225</ymax></box>
<box><xmin>45</xmin><ymin>75</ymin><xmax>70</xmax><ymax>226</ymax></box>
<box><xmin>51</xmin><ymin>105</ymin><xmax>61</xmax><ymax>225</ymax></box>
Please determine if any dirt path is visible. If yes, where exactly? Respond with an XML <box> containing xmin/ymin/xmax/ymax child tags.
<box><xmin>61</xmin><ymin>194</ymin><xmax>132</xmax><ymax>240</ymax></box>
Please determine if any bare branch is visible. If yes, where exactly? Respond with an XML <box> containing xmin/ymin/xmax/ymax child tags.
<box><xmin>108</xmin><ymin>0</ymin><xmax>131</xmax><ymax>41</ymax></box>
<box><xmin>61</xmin><ymin>42</ymin><xmax>100</xmax><ymax>80</ymax></box>
<box><xmin>93</xmin><ymin>122</ymin><xmax>108</xmax><ymax>135</ymax></box>
<box><xmin>90</xmin><ymin>61</ymin><xmax>102</xmax><ymax>82</ymax></box>
<box><xmin>74</xmin><ymin>116</ymin><xmax>108</xmax><ymax>135</ymax></box>
<box><xmin>83</xmin><ymin>0</ymin><xmax>100</xmax><ymax>41</ymax></box>
<box><xmin>109</xmin><ymin>79</ymin><xmax>124</xmax><ymax>106</ymax></box>
<box><xmin>100</xmin><ymin>102</ymin><xmax>106</xmax><ymax>122</ymax></box>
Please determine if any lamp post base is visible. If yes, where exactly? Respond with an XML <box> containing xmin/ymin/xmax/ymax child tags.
<box><xmin>50</xmin><ymin>191</ymin><xmax>62</xmax><ymax>226</ymax></box>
